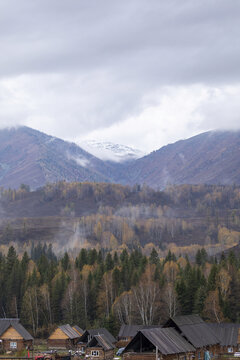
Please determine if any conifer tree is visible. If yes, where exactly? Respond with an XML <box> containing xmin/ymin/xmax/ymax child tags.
<box><xmin>149</xmin><ymin>248</ymin><xmax>159</xmax><ymax>264</ymax></box>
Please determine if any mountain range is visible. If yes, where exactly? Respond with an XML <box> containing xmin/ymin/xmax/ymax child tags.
<box><xmin>1</xmin><ymin>126</ymin><xmax>240</xmax><ymax>189</ymax></box>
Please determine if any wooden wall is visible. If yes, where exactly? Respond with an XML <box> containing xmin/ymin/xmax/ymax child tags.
<box><xmin>49</xmin><ymin>328</ymin><xmax>68</xmax><ymax>340</ymax></box>
<box><xmin>85</xmin><ymin>347</ymin><xmax>114</xmax><ymax>360</ymax></box>
<box><xmin>2</xmin><ymin>339</ymin><xmax>33</xmax><ymax>352</ymax></box>
<box><xmin>1</xmin><ymin>326</ymin><xmax>23</xmax><ymax>340</ymax></box>
<box><xmin>47</xmin><ymin>339</ymin><xmax>70</xmax><ymax>349</ymax></box>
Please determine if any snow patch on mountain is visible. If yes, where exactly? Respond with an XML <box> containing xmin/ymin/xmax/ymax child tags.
<box><xmin>79</xmin><ymin>140</ymin><xmax>145</xmax><ymax>163</ymax></box>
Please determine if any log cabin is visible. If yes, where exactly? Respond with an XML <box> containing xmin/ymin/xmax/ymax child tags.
<box><xmin>163</xmin><ymin>315</ymin><xmax>220</xmax><ymax>360</ymax></box>
<box><xmin>77</xmin><ymin>328</ymin><xmax>116</xmax><ymax>354</ymax></box>
<box><xmin>0</xmin><ymin>318</ymin><xmax>33</xmax><ymax>352</ymax></box>
<box><xmin>122</xmin><ymin>327</ymin><xmax>196</xmax><ymax>360</ymax></box>
<box><xmin>48</xmin><ymin>324</ymin><xmax>80</xmax><ymax>349</ymax></box>
<box><xmin>85</xmin><ymin>334</ymin><xmax>115</xmax><ymax>360</ymax></box>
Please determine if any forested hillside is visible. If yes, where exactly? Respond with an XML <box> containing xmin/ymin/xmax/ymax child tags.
<box><xmin>1</xmin><ymin>182</ymin><xmax>240</xmax><ymax>257</ymax></box>
<box><xmin>2</xmin><ymin>244</ymin><xmax>240</xmax><ymax>338</ymax></box>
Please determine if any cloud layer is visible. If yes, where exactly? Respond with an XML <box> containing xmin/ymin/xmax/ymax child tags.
<box><xmin>0</xmin><ymin>0</ymin><xmax>240</xmax><ymax>151</ymax></box>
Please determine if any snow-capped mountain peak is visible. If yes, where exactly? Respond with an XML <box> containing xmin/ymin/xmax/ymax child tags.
<box><xmin>79</xmin><ymin>140</ymin><xmax>145</xmax><ymax>163</ymax></box>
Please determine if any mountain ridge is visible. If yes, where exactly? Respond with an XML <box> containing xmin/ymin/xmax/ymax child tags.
<box><xmin>0</xmin><ymin>126</ymin><xmax>114</xmax><ymax>189</ymax></box>
<box><xmin>123</xmin><ymin>130</ymin><xmax>240</xmax><ymax>188</ymax></box>
<box><xmin>1</xmin><ymin>126</ymin><xmax>240</xmax><ymax>189</ymax></box>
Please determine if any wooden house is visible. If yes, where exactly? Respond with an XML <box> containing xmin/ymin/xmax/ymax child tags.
<box><xmin>48</xmin><ymin>324</ymin><xmax>80</xmax><ymax>349</ymax></box>
<box><xmin>122</xmin><ymin>327</ymin><xmax>195</xmax><ymax>360</ymax></box>
<box><xmin>77</xmin><ymin>328</ymin><xmax>116</xmax><ymax>354</ymax></box>
<box><xmin>164</xmin><ymin>315</ymin><xmax>220</xmax><ymax>360</ymax></box>
<box><xmin>85</xmin><ymin>334</ymin><xmax>115</xmax><ymax>360</ymax></box>
<box><xmin>0</xmin><ymin>318</ymin><xmax>33</xmax><ymax>352</ymax></box>
<box><xmin>208</xmin><ymin>323</ymin><xmax>240</xmax><ymax>353</ymax></box>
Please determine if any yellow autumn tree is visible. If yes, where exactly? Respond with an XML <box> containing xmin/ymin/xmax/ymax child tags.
<box><xmin>203</xmin><ymin>290</ymin><xmax>225</xmax><ymax>323</ymax></box>
<box><xmin>163</xmin><ymin>261</ymin><xmax>179</xmax><ymax>283</ymax></box>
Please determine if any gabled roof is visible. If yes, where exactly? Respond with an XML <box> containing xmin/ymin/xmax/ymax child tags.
<box><xmin>118</xmin><ymin>324</ymin><xmax>162</xmax><ymax>339</ymax></box>
<box><xmin>124</xmin><ymin>327</ymin><xmax>195</xmax><ymax>355</ymax></box>
<box><xmin>59</xmin><ymin>324</ymin><xmax>80</xmax><ymax>339</ymax></box>
<box><xmin>164</xmin><ymin>315</ymin><xmax>219</xmax><ymax>348</ymax></box>
<box><xmin>87</xmin><ymin>334</ymin><xmax>114</xmax><ymax>351</ymax></box>
<box><xmin>0</xmin><ymin>318</ymin><xmax>33</xmax><ymax>340</ymax></box>
<box><xmin>73</xmin><ymin>325</ymin><xmax>84</xmax><ymax>336</ymax></box>
<box><xmin>118</xmin><ymin>325</ymin><xmax>143</xmax><ymax>338</ymax></box>
<box><xmin>208</xmin><ymin>323</ymin><xmax>240</xmax><ymax>347</ymax></box>
<box><xmin>79</xmin><ymin>328</ymin><xmax>117</xmax><ymax>344</ymax></box>
<box><xmin>168</xmin><ymin>315</ymin><xmax>205</xmax><ymax>326</ymax></box>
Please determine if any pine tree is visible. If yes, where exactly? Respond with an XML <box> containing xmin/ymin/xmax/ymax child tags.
<box><xmin>149</xmin><ymin>248</ymin><xmax>159</xmax><ymax>265</ymax></box>
<box><xmin>176</xmin><ymin>279</ymin><xmax>188</xmax><ymax>314</ymax></box>
<box><xmin>207</xmin><ymin>264</ymin><xmax>218</xmax><ymax>291</ymax></box>
<box><xmin>194</xmin><ymin>286</ymin><xmax>206</xmax><ymax>315</ymax></box>
<box><xmin>105</xmin><ymin>253</ymin><xmax>114</xmax><ymax>271</ymax></box>
<box><xmin>61</xmin><ymin>252</ymin><xmax>70</xmax><ymax>271</ymax></box>
<box><xmin>6</xmin><ymin>246</ymin><xmax>17</xmax><ymax>273</ymax></box>
<box><xmin>226</xmin><ymin>273</ymin><xmax>240</xmax><ymax>322</ymax></box>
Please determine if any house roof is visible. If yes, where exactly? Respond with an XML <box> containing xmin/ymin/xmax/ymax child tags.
<box><xmin>124</xmin><ymin>327</ymin><xmax>195</xmax><ymax>355</ymax></box>
<box><xmin>59</xmin><ymin>325</ymin><xmax>80</xmax><ymax>339</ymax></box>
<box><xmin>73</xmin><ymin>325</ymin><xmax>84</xmax><ymax>335</ymax></box>
<box><xmin>164</xmin><ymin>315</ymin><xmax>219</xmax><ymax>348</ymax></box>
<box><xmin>118</xmin><ymin>325</ymin><xmax>143</xmax><ymax>338</ymax></box>
<box><xmin>0</xmin><ymin>318</ymin><xmax>33</xmax><ymax>340</ymax></box>
<box><xmin>207</xmin><ymin>323</ymin><xmax>240</xmax><ymax>347</ymax></box>
<box><xmin>87</xmin><ymin>334</ymin><xmax>114</xmax><ymax>351</ymax></box>
<box><xmin>79</xmin><ymin>328</ymin><xmax>117</xmax><ymax>344</ymax></box>
<box><xmin>169</xmin><ymin>315</ymin><xmax>205</xmax><ymax>326</ymax></box>
<box><xmin>118</xmin><ymin>324</ymin><xmax>162</xmax><ymax>339</ymax></box>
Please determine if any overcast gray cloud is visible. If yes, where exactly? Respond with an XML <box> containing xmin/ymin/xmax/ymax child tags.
<box><xmin>0</xmin><ymin>0</ymin><xmax>240</xmax><ymax>151</ymax></box>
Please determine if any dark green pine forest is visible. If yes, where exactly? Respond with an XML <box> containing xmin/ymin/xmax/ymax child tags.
<box><xmin>1</xmin><ymin>244</ymin><xmax>240</xmax><ymax>338</ymax></box>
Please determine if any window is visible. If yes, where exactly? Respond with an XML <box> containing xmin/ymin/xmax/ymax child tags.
<box><xmin>198</xmin><ymin>352</ymin><xmax>201</xmax><ymax>360</ymax></box>
<box><xmin>91</xmin><ymin>350</ymin><xmax>99</xmax><ymax>357</ymax></box>
<box><xmin>10</xmin><ymin>342</ymin><xmax>17</xmax><ymax>349</ymax></box>
<box><xmin>228</xmin><ymin>347</ymin><xmax>233</xmax><ymax>353</ymax></box>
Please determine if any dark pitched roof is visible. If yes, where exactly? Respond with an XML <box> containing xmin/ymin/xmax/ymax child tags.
<box><xmin>13</xmin><ymin>323</ymin><xmax>34</xmax><ymax>341</ymax></box>
<box><xmin>118</xmin><ymin>324</ymin><xmax>162</xmax><ymax>339</ymax></box>
<box><xmin>124</xmin><ymin>328</ymin><xmax>195</xmax><ymax>355</ymax></box>
<box><xmin>87</xmin><ymin>334</ymin><xmax>114</xmax><ymax>351</ymax></box>
<box><xmin>118</xmin><ymin>325</ymin><xmax>143</xmax><ymax>338</ymax></box>
<box><xmin>170</xmin><ymin>315</ymin><xmax>205</xmax><ymax>326</ymax></box>
<box><xmin>164</xmin><ymin>315</ymin><xmax>219</xmax><ymax>348</ymax></box>
<box><xmin>73</xmin><ymin>325</ymin><xmax>84</xmax><ymax>335</ymax></box>
<box><xmin>207</xmin><ymin>323</ymin><xmax>240</xmax><ymax>347</ymax></box>
<box><xmin>59</xmin><ymin>325</ymin><xmax>80</xmax><ymax>339</ymax></box>
<box><xmin>0</xmin><ymin>319</ymin><xmax>33</xmax><ymax>340</ymax></box>
<box><xmin>79</xmin><ymin>328</ymin><xmax>116</xmax><ymax>344</ymax></box>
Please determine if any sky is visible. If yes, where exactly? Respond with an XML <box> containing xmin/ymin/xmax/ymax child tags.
<box><xmin>1</xmin><ymin>0</ymin><xmax>240</xmax><ymax>153</ymax></box>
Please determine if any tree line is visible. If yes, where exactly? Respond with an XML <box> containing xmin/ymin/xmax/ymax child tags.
<box><xmin>1</xmin><ymin>244</ymin><xmax>240</xmax><ymax>338</ymax></box>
